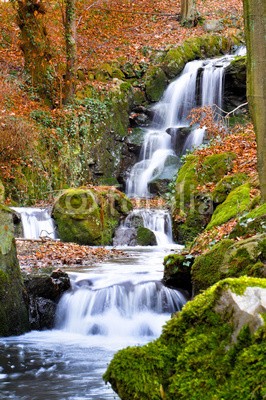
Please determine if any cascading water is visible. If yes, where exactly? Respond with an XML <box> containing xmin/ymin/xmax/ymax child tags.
<box><xmin>12</xmin><ymin>207</ymin><xmax>57</xmax><ymax>240</ymax></box>
<box><xmin>126</xmin><ymin>53</ymin><xmax>242</xmax><ymax>198</ymax></box>
<box><xmin>113</xmin><ymin>208</ymin><xmax>173</xmax><ymax>246</ymax></box>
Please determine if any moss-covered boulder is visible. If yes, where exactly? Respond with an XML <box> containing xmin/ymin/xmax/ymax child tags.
<box><xmin>136</xmin><ymin>226</ymin><xmax>157</xmax><ymax>246</ymax></box>
<box><xmin>0</xmin><ymin>205</ymin><xmax>29</xmax><ymax>336</ymax></box>
<box><xmin>206</xmin><ymin>182</ymin><xmax>251</xmax><ymax>230</ymax></box>
<box><xmin>172</xmin><ymin>152</ymin><xmax>236</xmax><ymax>244</ymax></box>
<box><xmin>162</xmin><ymin>35</ymin><xmax>231</xmax><ymax>78</ymax></box>
<box><xmin>192</xmin><ymin>234</ymin><xmax>266</xmax><ymax>295</ymax></box>
<box><xmin>52</xmin><ymin>186</ymin><xmax>132</xmax><ymax>245</ymax></box>
<box><xmin>103</xmin><ymin>277</ymin><xmax>266</xmax><ymax>400</ymax></box>
<box><xmin>212</xmin><ymin>173</ymin><xmax>248</xmax><ymax>204</ymax></box>
<box><xmin>230</xmin><ymin>202</ymin><xmax>266</xmax><ymax>238</ymax></box>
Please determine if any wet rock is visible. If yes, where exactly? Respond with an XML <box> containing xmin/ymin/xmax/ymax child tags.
<box><xmin>23</xmin><ymin>269</ymin><xmax>71</xmax><ymax>330</ymax></box>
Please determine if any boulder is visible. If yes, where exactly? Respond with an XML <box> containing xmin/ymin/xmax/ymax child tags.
<box><xmin>103</xmin><ymin>277</ymin><xmax>266</xmax><ymax>400</ymax></box>
<box><xmin>203</xmin><ymin>19</ymin><xmax>223</xmax><ymax>32</ymax></box>
<box><xmin>136</xmin><ymin>226</ymin><xmax>157</xmax><ymax>246</ymax></box>
<box><xmin>52</xmin><ymin>186</ymin><xmax>132</xmax><ymax>245</ymax></box>
<box><xmin>163</xmin><ymin>253</ymin><xmax>193</xmax><ymax>295</ymax></box>
<box><xmin>192</xmin><ymin>234</ymin><xmax>266</xmax><ymax>295</ymax></box>
<box><xmin>0</xmin><ymin>205</ymin><xmax>29</xmax><ymax>336</ymax></box>
<box><xmin>23</xmin><ymin>269</ymin><xmax>70</xmax><ymax>330</ymax></box>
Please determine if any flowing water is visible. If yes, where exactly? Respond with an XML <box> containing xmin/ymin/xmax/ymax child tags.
<box><xmin>126</xmin><ymin>52</ymin><xmax>244</xmax><ymax>198</ymax></box>
<box><xmin>0</xmin><ymin>245</ymin><xmax>185</xmax><ymax>400</ymax></box>
<box><xmin>12</xmin><ymin>207</ymin><xmax>57</xmax><ymax>240</ymax></box>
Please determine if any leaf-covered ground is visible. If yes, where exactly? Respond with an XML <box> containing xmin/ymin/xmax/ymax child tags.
<box><xmin>16</xmin><ymin>239</ymin><xmax>125</xmax><ymax>272</ymax></box>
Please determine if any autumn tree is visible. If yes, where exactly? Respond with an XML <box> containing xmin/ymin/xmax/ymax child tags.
<box><xmin>15</xmin><ymin>0</ymin><xmax>54</xmax><ymax>102</ymax></box>
<box><xmin>243</xmin><ymin>0</ymin><xmax>266</xmax><ymax>201</ymax></box>
<box><xmin>180</xmin><ymin>0</ymin><xmax>197</xmax><ymax>26</ymax></box>
<box><xmin>63</xmin><ymin>0</ymin><xmax>77</xmax><ymax>104</ymax></box>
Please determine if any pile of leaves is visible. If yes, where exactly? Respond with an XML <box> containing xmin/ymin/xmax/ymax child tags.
<box><xmin>16</xmin><ymin>239</ymin><xmax>125</xmax><ymax>272</ymax></box>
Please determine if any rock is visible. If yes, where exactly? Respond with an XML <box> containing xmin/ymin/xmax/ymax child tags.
<box><xmin>52</xmin><ymin>186</ymin><xmax>132</xmax><ymax>245</ymax></box>
<box><xmin>163</xmin><ymin>253</ymin><xmax>193</xmax><ymax>295</ymax></box>
<box><xmin>230</xmin><ymin>202</ymin><xmax>266</xmax><ymax>238</ymax></box>
<box><xmin>224</xmin><ymin>56</ymin><xmax>247</xmax><ymax>111</ymax></box>
<box><xmin>23</xmin><ymin>269</ymin><xmax>71</xmax><ymax>330</ymax></box>
<box><xmin>166</xmin><ymin>126</ymin><xmax>192</xmax><ymax>155</ymax></box>
<box><xmin>144</xmin><ymin>66</ymin><xmax>168</xmax><ymax>102</ymax></box>
<box><xmin>113</xmin><ymin>227</ymin><xmax>137</xmax><ymax>246</ymax></box>
<box><xmin>192</xmin><ymin>234</ymin><xmax>266</xmax><ymax>295</ymax></box>
<box><xmin>103</xmin><ymin>277</ymin><xmax>266</xmax><ymax>400</ymax></box>
<box><xmin>207</xmin><ymin>183</ymin><xmax>251</xmax><ymax>230</ymax></box>
<box><xmin>136</xmin><ymin>226</ymin><xmax>157</xmax><ymax>246</ymax></box>
<box><xmin>0</xmin><ymin>205</ymin><xmax>29</xmax><ymax>336</ymax></box>
<box><xmin>203</xmin><ymin>20</ymin><xmax>223</xmax><ymax>32</ymax></box>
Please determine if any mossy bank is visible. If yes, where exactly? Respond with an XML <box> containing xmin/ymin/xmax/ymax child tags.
<box><xmin>104</xmin><ymin>277</ymin><xmax>266</xmax><ymax>400</ymax></box>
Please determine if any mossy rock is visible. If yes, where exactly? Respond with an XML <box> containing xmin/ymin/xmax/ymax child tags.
<box><xmin>163</xmin><ymin>253</ymin><xmax>193</xmax><ymax>294</ymax></box>
<box><xmin>103</xmin><ymin>277</ymin><xmax>266</xmax><ymax>400</ymax></box>
<box><xmin>0</xmin><ymin>206</ymin><xmax>29</xmax><ymax>336</ymax></box>
<box><xmin>52</xmin><ymin>186</ymin><xmax>132</xmax><ymax>245</ymax></box>
<box><xmin>212</xmin><ymin>173</ymin><xmax>248</xmax><ymax>204</ymax></box>
<box><xmin>144</xmin><ymin>66</ymin><xmax>168</xmax><ymax>102</ymax></box>
<box><xmin>192</xmin><ymin>239</ymin><xmax>233</xmax><ymax>294</ymax></box>
<box><xmin>207</xmin><ymin>183</ymin><xmax>251</xmax><ymax>230</ymax></box>
<box><xmin>230</xmin><ymin>203</ymin><xmax>266</xmax><ymax>238</ymax></box>
<box><xmin>192</xmin><ymin>234</ymin><xmax>266</xmax><ymax>295</ymax></box>
<box><xmin>162</xmin><ymin>35</ymin><xmax>232</xmax><ymax>78</ymax></box>
<box><xmin>198</xmin><ymin>152</ymin><xmax>236</xmax><ymax>184</ymax></box>
<box><xmin>136</xmin><ymin>226</ymin><xmax>157</xmax><ymax>246</ymax></box>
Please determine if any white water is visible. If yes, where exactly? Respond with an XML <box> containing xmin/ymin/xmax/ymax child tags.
<box><xmin>12</xmin><ymin>207</ymin><xmax>57</xmax><ymax>240</ymax></box>
<box><xmin>113</xmin><ymin>208</ymin><xmax>173</xmax><ymax>246</ymax></box>
<box><xmin>0</xmin><ymin>246</ymin><xmax>185</xmax><ymax>399</ymax></box>
<box><xmin>126</xmin><ymin>53</ymin><xmax>242</xmax><ymax>198</ymax></box>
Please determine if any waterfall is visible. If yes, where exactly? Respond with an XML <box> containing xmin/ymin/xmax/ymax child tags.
<box><xmin>55</xmin><ymin>272</ymin><xmax>186</xmax><ymax>339</ymax></box>
<box><xmin>126</xmin><ymin>54</ymin><xmax>240</xmax><ymax>198</ymax></box>
<box><xmin>113</xmin><ymin>208</ymin><xmax>173</xmax><ymax>246</ymax></box>
<box><xmin>12</xmin><ymin>207</ymin><xmax>57</xmax><ymax>240</ymax></box>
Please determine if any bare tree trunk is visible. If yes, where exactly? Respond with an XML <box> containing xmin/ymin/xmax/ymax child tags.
<box><xmin>63</xmin><ymin>0</ymin><xmax>77</xmax><ymax>105</ymax></box>
<box><xmin>243</xmin><ymin>0</ymin><xmax>266</xmax><ymax>201</ymax></box>
<box><xmin>180</xmin><ymin>0</ymin><xmax>197</xmax><ymax>27</ymax></box>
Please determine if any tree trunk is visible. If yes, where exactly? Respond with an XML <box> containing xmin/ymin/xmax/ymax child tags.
<box><xmin>63</xmin><ymin>0</ymin><xmax>77</xmax><ymax>105</ymax></box>
<box><xmin>16</xmin><ymin>0</ymin><xmax>53</xmax><ymax>101</ymax></box>
<box><xmin>243</xmin><ymin>0</ymin><xmax>266</xmax><ymax>201</ymax></box>
<box><xmin>180</xmin><ymin>0</ymin><xmax>197</xmax><ymax>27</ymax></box>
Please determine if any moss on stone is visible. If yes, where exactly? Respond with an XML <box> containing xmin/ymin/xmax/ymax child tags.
<box><xmin>192</xmin><ymin>239</ymin><xmax>233</xmax><ymax>294</ymax></box>
<box><xmin>103</xmin><ymin>277</ymin><xmax>266</xmax><ymax>400</ymax></box>
<box><xmin>136</xmin><ymin>226</ymin><xmax>157</xmax><ymax>246</ymax></box>
<box><xmin>52</xmin><ymin>186</ymin><xmax>132</xmax><ymax>245</ymax></box>
<box><xmin>192</xmin><ymin>234</ymin><xmax>266</xmax><ymax>294</ymax></box>
<box><xmin>144</xmin><ymin>66</ymin><xmax>168</xmax><ymax>102</ymax></box>
<box><xmin>0</xmin><ymin>207</ymin><xmax>29</xmax><ymax>336</ymax></box>
<box><xmin>207</xmin><ymin>183</ymin><xmax>251</xmax><ymax>230</ymax></box>
<box><xmin>199</xmin><ymin>152</ymin><xmax>236</xmax><ymax>184</ymax></box>
<box><xmin>212</xmin><ymin>173</ymin><xmax>248</xmax><ymax>204</ymax></box>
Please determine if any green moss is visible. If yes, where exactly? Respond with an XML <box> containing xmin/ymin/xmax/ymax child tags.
<box><xmin>174</xmin><ymin>154</ymin><xmax>198</xmax><ymax>208</ymax></box>
<box><xmin>104</xmin><ymin>277</ymin><xmax>266</xmax><ymax>400</ymax></box>
<box><xmin>199</xmin><ymin>152</ymin><xmax>236</xmax><ymax>184</ymax></box>
<box><xmin>136</xmin><ymin>226</ymin><xmax>157</xmax><ymax>246</ymax></box>
<box><xmin>144</xmin><ymin>66</ymin><xmax>167</xmax><ymax>102</ymax></box>
<box><xmin>52</xmin><ymin>186</ymin><xmax>132</xmax><ymax>245</ymax></box>
<box><xmin>207</xmin><ymin>183</ymin><xmax>251</xmax><ymax>230</ymax></box>
<box><xmin>212</xmin><ymin>173</ymin><xmax>248</xmax><ymax>204</ymax></box>
<box><xmin>192</xmin><ymin>239</ymin><xmax>233</xmax><ymax>294</ymax></box>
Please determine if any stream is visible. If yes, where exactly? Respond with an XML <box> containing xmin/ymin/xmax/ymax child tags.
<box><xmin>0</xmin><ymin>245</ymin><xmax>185</xmax><ymax>400</ymax></box>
